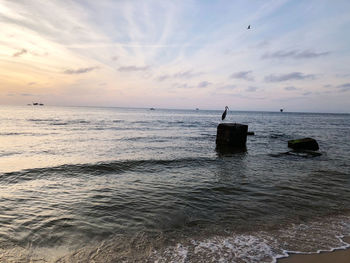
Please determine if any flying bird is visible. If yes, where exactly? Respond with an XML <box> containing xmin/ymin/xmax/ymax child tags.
<box><xmin>247</xmin><ymin>25</ymin><xmax>251</xmax><ymax>29</ymax></box>
<box><xmin>222</xmin><ymin>106</ymin><xmax>229</xmax><ymax>121</ymax></box>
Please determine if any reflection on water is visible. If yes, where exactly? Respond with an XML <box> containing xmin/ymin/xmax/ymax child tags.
<box><xmin>0</xmin><ymin>106</ymin><xmax>350</xmax><ymax>262</ymax></box>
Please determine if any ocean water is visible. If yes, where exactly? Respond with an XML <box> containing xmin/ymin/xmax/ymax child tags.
<box><xmin>0</xmin><ymin>105</ymin><xmax>349</xmax><ymax>262</ymax></box>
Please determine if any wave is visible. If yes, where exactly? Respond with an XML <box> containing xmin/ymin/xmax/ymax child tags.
<box><xmin>148</xmin><ymin>213</ymin><xmax>350</xmax><ymax>263</ymax></box>
<box><xmin>27</xmin><ymin>118</ymin><xmax>60</xmax><ymax>122</ymax></box>
<box><xmin>0</xmin><ymin>132</ymin><xmax>37</xmax><ymax>136</ymax></box>
<box><xmin>0</xmin><ymin>157</ymin><xmax>215</xmax><ymax>183</ymax></box>
<box><xmin>10</xmin><ymin>213</ymin><xmax>348</xmax><ymax>263</ymax></box>
<box><xmin>27</xmin><ymin>118</ymin><xmax>92</xmax><ymax>126</ymax></box>
<box><xmin>0</xmin><ymin>151</ymin><xmax>20</xmax><ymax>157</ymax></box>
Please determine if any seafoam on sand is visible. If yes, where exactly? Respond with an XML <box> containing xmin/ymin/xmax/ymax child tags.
<box><xmin>151</xmin><ymin>214</ymin><xmax>350</xmax><ymax>263</ymax></box>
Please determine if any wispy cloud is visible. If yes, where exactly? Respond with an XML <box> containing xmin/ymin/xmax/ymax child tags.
<box><xmin>265</xmin><ymin>72</ymin><xmax>315</xmax><ymax>82</ymax></box>
<box><xmin>12</xmin><ymin>48</ymin><xmax>27</xmax><ymax>57</ymax></box>
<box><xmin>118</xmin><ymin>66</ymin><xmax>150</xmax><ymax>72</ymax></box>
<box><xmin>262</xmin><ymin>50</ymin><xmax>330</xmax><ymax>60</ymax></box>
<box><xmin>157</xmin><ymin>70</ymin><xmax>203</xmax><ymax>81</ymax></box>
<box><xmin>0</xmin><ymin>0</ymin><xmax>349</xmax><ymax>112</ymax></box>
<box><xmin>284</xmin><ymin>86</ymin><xmax>297</xmax><ymax>91</ymax></box>
<box><xmin>336</xmin><ymin>73</ymin><xmax>350</xmax><ymax>78</ymax></box>
<box><xmin>230</xmin><ymin>71</ymin><xmax>254</xmax><ymax>81</ymax></box>
<box><xmin>172</xmin><ymin>83</ymin><xmax>193</xmax><ymax>89</ymax></box>
<box><xmin>246</xmin><ymin>86</ymin><xmax>258</xmax><ymax>92</ymax></box>
<box><xmin>63</xmin><ymin>67</ymin><xmax>98</xmax><ymax>74</ymax></box>
<box><xmin>174</xmin><ymin>71</ymin><xmax>201</xmax><ymax>79</ymax></box>
<box><xmin>197</xmin><ymin>81</ymin><xmax>211</xmax><ymax>88</ymax></box>
<box><xmin>336</xmin><ymin>83</ymin><xmax>350</xmax><ymax>92</ymax></box>
<box><xmin>157</xmin><ymin>74</ymin><xmax>171</xmax><ymax>81</ymax></box>
<box><xmin>219</xmin><ymin>85</ymin><xmax>237</xmax><ymax>90</ymax></box>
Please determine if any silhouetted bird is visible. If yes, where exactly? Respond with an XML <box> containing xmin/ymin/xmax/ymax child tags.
<box><xmin>222</xmin><ymin>106</ymin><xmax>229</xmax><ymax>120</ymax></box>
<box><xmin>247</xmin><ymin>25</ymin><xmax>251</xmax><ymax>29</ymax></box>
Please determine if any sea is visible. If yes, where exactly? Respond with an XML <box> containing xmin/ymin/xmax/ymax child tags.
<box><xmin>0</xmin><ymin>105</ymin><xmax>349</xmax><ymax>262</ymax></box>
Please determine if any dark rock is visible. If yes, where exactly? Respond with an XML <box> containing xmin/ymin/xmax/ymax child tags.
<box><xmin>288</xmin><ymin>137</ymin><xmax>319</xmax><ymax>151</ymax></box>
<box><xmin>247</xmin><ymin>131</ymin><xmax>255</xmax><ymax>136</ymax></box>
<box><xmin>216</xmin><ymin>123</ymin><xmax>248</xmax><ymax>149</ymax></box>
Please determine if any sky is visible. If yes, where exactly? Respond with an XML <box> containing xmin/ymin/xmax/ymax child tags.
<box><xmin>0</xmin><ymin>0</ymin><xmax>350</xmax><ymax>113</ymax></box>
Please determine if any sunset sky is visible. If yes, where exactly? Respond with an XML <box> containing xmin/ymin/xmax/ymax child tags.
<box><xmin>0</xmin><ymin>0</ymin><xmax>350</xmax><ymax>112</ymax></box>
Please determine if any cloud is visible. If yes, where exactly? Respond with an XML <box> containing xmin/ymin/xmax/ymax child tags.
<box><xmin>157</xmin><ymin>74</ymin><xmax>171</xmax><ymax>81</ymax></box>
<box><xmin>230</xmin><ymin>71</ymin><xmax>254</xmax><ymax>81</ymax></box>
<box><xmin>12</xmin><ymin>49</ymin><xmax>27</xmax><ymax>57</ymax></box>
<box><xmin>157</xmin><ymin>70</ymin><xmax>203</xmax><ymax>82</ymax></box>
<box><xmin>157</xmin><ymin>70</ymin><xmax>203</xmax><ymax>81</ymax></box>
<box><xmin>246</xmin><ymin>86</ymin><xmax>258</xmax><ymax>92</ymax></box>
<box><xmin>336</xmin><ymin>73</ymin><xmax>350</xmax><ymax>78</ymax></box>
<box><xmin>63</xmin><ymin>67</ymin><xmax>98</xmax><ymax>74</ymax></box>
<box><xmin>197</xmin><ymin>81</ymin><xmax>211</xmax><ymax>88</ymax></box>
<box><xmin>173</xmin><ymin>70</ymin><xmax>201</xmax><ymax>79</ymax></box>
<box><xmin>303</xmin><ymin>92</ymin><xmax>312</xmax><ymax>96</ymax></box>
<box><xmin>220</xmin><ymin>85</ymin><xmax>237</xmax><ymax>90</ymax></box>
<box><xmin>28</xmin><ymin>82</ymin><xmax>36</xmax><ymax>86</ymax></box>
<box><xmin>265</xmin><ymin>72</ymin><xmax>315</xmax><ymax>82</ymax></box>
<box><xmin>258</xmin><ymin>40</ymin><xmax>270</xmax><ymax>47</ymax></box>
<box><xmin>262</xmin><ymin>50</ymin><xmax>330</xmax><ymax>59</ymax></box>
<box><xmin>295</xmin><ymin>50</ymin><xmax>330</xmax><ymax>59</ymax></box>
<box><xmin>284</xmin><ymin>86</ymin><xmax>297</xmax><ymax>91</ymax></box>
<box><xmin>118</xmin><ymin>66</ymin><xmax>150</xmax><ymax>72</ymax></box>
<box><xmin>172</xmin><ymin>83</ymin><xmax>193</xmax><ymax>89</ymax></box>
<box><xmin>111</xmin><ymin>56</ymin><xmax>118</xmax><ymax>61</ymax></box>
<box><xmin>6</xmin><ymin>93</ymin><xmax>33</xmax><ymax>97</ymax></box>
<box><xmin>336</xmin><ymin>83</ymin><xmax>350</xmax><ymax>92</ymax></box>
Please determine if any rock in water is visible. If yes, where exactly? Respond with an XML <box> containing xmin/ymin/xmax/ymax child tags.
<box><xmin>288</xmin><ymin>137</ymin><xmax>319</xmax><ymax>151</ymax></box>
<box><xmin>216</xmin><ymin>123</ymin><xmax>248</xmax><ymax>149</ymax></box>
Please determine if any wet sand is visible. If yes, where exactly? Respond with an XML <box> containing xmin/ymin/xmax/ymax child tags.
<box><xmin>278</xmin><ymin>236</ymin><xmax>350</xmax><ymax>263</ymax></box>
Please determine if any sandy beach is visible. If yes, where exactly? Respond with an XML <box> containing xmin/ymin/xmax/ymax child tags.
<box><xmin>278</xmin><ymin>237</ymin><xmax>350</xmax><ymax>263</ymax></box>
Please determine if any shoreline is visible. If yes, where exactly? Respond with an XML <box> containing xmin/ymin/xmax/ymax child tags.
<box><xmin>278</xmin><ymin>236</ymin><xmax>350</xmax><ymax>263</ymax></box>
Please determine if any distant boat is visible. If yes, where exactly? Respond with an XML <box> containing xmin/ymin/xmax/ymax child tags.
<box><xmin>39</xmin><ymin>103</ymin><xmax>44</xmax><ymax>106</ymax></box>
<box><xmin>196</xmin><ymin>108</ymin><xmax>199</xmax><ymax>110</ymax></box>
<box><xmin>280</xmin><ymin>109</ymin><xmax>283</xmax><ymax>112</ymax></box>
<box><xmin>150</xmin><ymin>108</ymin><xmax>155</xmax><ymax>110</ymax></box>
<box><xmin>33</xmin><ymin>102</ymin><xmax>39</xmax><ymax>105</ymax></box>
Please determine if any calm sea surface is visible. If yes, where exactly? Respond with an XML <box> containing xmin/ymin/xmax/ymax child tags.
<box><xmin>0</xmin><ymin>105</ymin><xmax>349</xmax><ymax>262</ymax></box>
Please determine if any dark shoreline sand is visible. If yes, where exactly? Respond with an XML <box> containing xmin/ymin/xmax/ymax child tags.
<box><xmin>278</xmin><ymin>236</ymin><xmax>350</xmax><ymax>263</ymax></box>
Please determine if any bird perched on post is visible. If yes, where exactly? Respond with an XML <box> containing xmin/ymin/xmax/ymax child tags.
<box><xmin>222</xmin><ymin>106</ymin><xmax>229</xmax><ymax>121</ymax></box>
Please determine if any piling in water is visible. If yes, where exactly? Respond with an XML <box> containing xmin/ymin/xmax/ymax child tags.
<box><xmin>216</xmin><ymin>123</ymin><xmax>248</xmax><ymax>150</ymax></box>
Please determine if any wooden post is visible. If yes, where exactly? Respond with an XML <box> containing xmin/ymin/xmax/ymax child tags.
<box><xmin>216</xmin><ymin>123</ymin><xmax>248</xmax><ymax>149</ymax></box>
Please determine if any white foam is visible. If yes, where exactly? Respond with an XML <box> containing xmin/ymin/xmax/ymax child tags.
<box><xmin>192</xmin><ymin>234</ymin><xmax>286</xmax><ymax>263</ymax></box>
<box><xmin>2</xmin><ymin>214</ymin><xmax>350</xmax><ymax>262</ymax></box>
<box><xmin>152</xmin><ymin>214</ymin><xmax>350</xmax><ymax>263</ymax></box>
<box><xmin>154</xmin><ymin>243</ymin><xmax>188</xmax><ymax>263</ymax></box>
<box><xmin>152</xmin><ymin>234</ymin><xmax>286</xmax><ymax>263</ymax></box>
